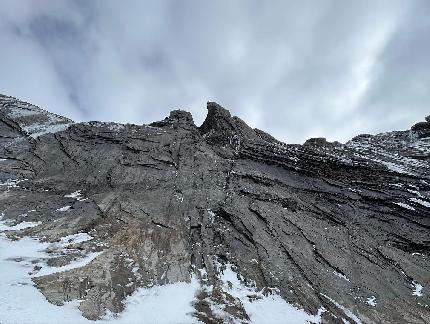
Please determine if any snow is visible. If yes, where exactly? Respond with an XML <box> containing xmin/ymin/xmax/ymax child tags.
<box><xmin>56</xmin><ymin>206</ymin><xmax>71</xmax><ymax>212</ymax></box>
<box><xmin>11</xmin><ymin>105</ymin><xmax>73</xmax><ymax>138</ymax></box>
<box><xmin>174</xmin><ymin>193</ymin><xmax>184</xmax><ymax>203</ymax></box>
<box><xmin>366</xmin><ymin>296</ymin><xmax>377</xmax><ymax>306</ymax></box>
<box><xmin>219</xmin><ymin>264</ymin><xmax>324</xmax><ymax>324</ymax></box>
<box><xmin>412</xmin><ymin>281</ymin><xmax>424</xmax><ymax>297</ymax></box>
<box><xmin>407</xmin><ymin>189</ymin><xmax>423</xmax><ymax>198</ymax></box>
<box><xmin>321</xmin><ymin>293</ymin><xmax>362</xmax><ymax>324</ymax></box>
<box><xmin>0</xmin><ymin>232</ymin><xmax>92</xmax><ymax>324</ymax></box>
<box><xmin>0</xmin><ymin>218</ymin><xmax>366</xmax><ymax>324</ymax></box>
<box><xmin>34</xmin><ymin>251</ymin><xmax>103</xmax><ymax>277</ymax></box>
<box><xmin>59</xmin><ymin>233</ymin><xmax>93</xmax><ymax>246</ymax></box>
<box><xmin>410</xmin><ymin>198</ymin><xmax>430</xmax><ymax>208</ymax></box>
<box><xmin>348</xmin><ymin>136</ymin><xmax>429</xmax><ymax>177</ymax></box>
<box><xmin>108</xmin><ymin>123</ymin><xmax>125</xmax><ymax>133</ymax></box>
<box><xmin>26</xmin><ymin>123</ymin><xmax>72</xmax><ymax>138</ymax></box>
<box><xmin>7</xmin><ymin>106</ymin><xmax>39</xmax><ymax>118</ymax></box>
<box><xmin>0</xmin><ymin>216</ymin><xmax>97</xmax><ymax>323</ymax></box>
<box><xmin>0</xmin><ymin>216</ymin><xmax>201</xmax><ymax>323</ymax></box>
<box><xmin>394</xmin><ymin>202</ymin><xmax>415</xmax><ymax>211</ymax></box>
<box><xmin>207</xmin><ymin>209</ymin><xmax>216</xmax><ymax>224</ymax></box>
<box><xmin>65</xmin><ymin>190</ymin><xmax>87</xmax><ymax>201</ymax></box>
<box><xmin>103</xmin><ymin>277</ymin><xmax>201</xmax><ymax>323</ymax></box>
<box><xmin>0</xmin><ymin>216</ymin><xmax>100</xmax><ymax>279</ymax></box>
<box><xmin>0</xmin><ymin>179</ymin><xmax>20</xmax><ymax>188</ymax></box>
<box><xmin>0</xmin><ymin>178</ymin><xmax>28</xmax><ymax>189</ymax></box>
<box><xmin>131</xmin><ymin>266</ymin><xmax>142</xmax><ymax>280</ymax></box>
<box><xmin>333</xmin><ymin>270</ymin><xmax>350</xmax><ymax>282</ymax></box>
<box><xmin>0</xmin><ymin>218</ymin><xmax>41</xmax><ymax>231</ymax></box>
<box><xmin>378</xmin><ymin>160</ymin><xmax>411</xmax><ymax>175</ymax></box>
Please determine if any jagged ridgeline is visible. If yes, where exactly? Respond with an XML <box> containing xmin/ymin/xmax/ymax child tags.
<box><xmin>0</xmin><ymin>93</ymin><xmax>429</xmax><ymax>323</ymax></box>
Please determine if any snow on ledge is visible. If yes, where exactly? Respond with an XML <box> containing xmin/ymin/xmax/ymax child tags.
<box><xmin>58</xmin><ymin>233</ymin><xmax>93</xmax><ymax>246</ymax></box>
<box><xmin>34</xmin><ymin>251</ymin><xmax>103</xmax><ymax>277</ymax></box>
<box><xmin>65</xmin><ymin>190</ymin><xmax>88</xmax><ymax>201</ymax></box>
<box><xmin>394</xmin><ymin>202</ymin><xmax>415</xmax><ymax>211</ymax></box>
<box><xmin>0</xmin><ymin>178</ymin><xmax>28</xmax><ymax>189</ymax></box>
<box><xmin>26</xmin><ymin>123</ymin><xmax>73</xmax><ymax>139</ymax></box>
<box><xmin>56</xmin><ymin>206</ymin><xmax>72</xmax><ymax>212</ymax></box>
<box><xmin>410</xmin><ymin>198</ymin><xmax>430</xmax><ymax>208</ymax></box>
<box><xmin>320</xmin><ymin>293</ymin><xmax>362</xmax><ymax>324</ymax></box>
<box><xmin>333</xmin><ymin>270</ymin><xmax>351</xmax><ymax>282</ymax></box>
<box><xmin>412</xmin><ymin>281</ymin><xmax>424</xmax><ymax>297</ymax></box>
<box><xmin>366</xmin><ymin>296</ymin><xmax>377</xmax><ymax>306</ymax></box>
<box><xmin>0</xmin><ymin>216</ymin><xmax>41</xmax><ymax>231</ymax></box>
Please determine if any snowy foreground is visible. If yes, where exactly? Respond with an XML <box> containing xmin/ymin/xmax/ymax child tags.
<box><xmin>0</xmin><ymin>217</ymin><xmax>322</xmax><ymax>324</ymax></box>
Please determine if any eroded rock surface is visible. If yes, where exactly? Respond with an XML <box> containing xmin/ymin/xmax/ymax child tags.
<box><xmin>1</xmin><ymin>94</ymin><xmax>429</xmax><ymax>323</ymax></box>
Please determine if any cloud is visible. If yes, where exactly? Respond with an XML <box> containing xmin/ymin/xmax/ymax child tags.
<box><xmin>0</xmin><ymin>0</ymin><xmax>428</xmax><ymax>143</ymax></box>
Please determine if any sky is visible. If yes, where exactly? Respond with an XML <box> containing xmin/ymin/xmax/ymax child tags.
<box><xmin>0</xmin><ymin>0</ymin><xmax>429</xmax><ymax>144</ymax></box>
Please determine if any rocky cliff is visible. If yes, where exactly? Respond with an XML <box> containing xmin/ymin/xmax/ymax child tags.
<box><xmin>0</xmin><ymin>94</ymin><xmax>429</xmax><ymax>323</ymax></box>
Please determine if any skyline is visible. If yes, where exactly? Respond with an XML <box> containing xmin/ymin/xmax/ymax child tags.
<box><xmin>1</xmin><ymin>0</ymin><xmax>429</xmax><ymax>143</ymax></box>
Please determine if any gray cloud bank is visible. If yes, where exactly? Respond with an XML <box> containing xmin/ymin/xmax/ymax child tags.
<box><xmin>0</xmin><ymin>0</ymin><xmax>429</xmax><ymax>143</ymax></box>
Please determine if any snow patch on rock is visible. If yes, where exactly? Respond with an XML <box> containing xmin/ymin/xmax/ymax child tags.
<box><xmin>65</xmin><ymin>190</ymin><xmax>87</xmax><ymax>201</ymax></box>
<box><xmin>394</xmin><ymin>202</ymin><xmax>415</xmax><ymax>211</ymax></box>
<box><xmin>56</xmin><ymin>206</ymin><xmax>71</xmax><ymax>212</ymax></box>
<box><xmin>333</xmin><ymin>270</ymin><xmax>350</xmax><ymax>282</ymax></box>
<box><xmin>0</xmin><ymin>178</ymin><xmax>28</xmax><ymax>189</ymax></box>
<box><xmin>410</xmin><ymin>198</ymin><xmax>430</xmax><ymax>208</ymax></box>
<box><xmin>412</xmin><ymin>281</ymin><xmax>424</xmax><ymax>297</ymax></box>
<box><xmin>321</xmin><ymin>293</ymin><xmax>362</xmax><ymax>324</ymax></box>
<box><xmin>0</xmin><ymin>215</ymin><xmax>41</xmax><ymax>231</ymax></box>
<box><xmin>25</xmin><ymin>122</ymin><xmax>73</xmax><ymax>139</ymax></box>
<box><xmin>366</xmin><ymin>296</ymin><xmax>377</xmax><ymax>306</ymax></box>
<box><xmin>34</xmin><ymin>251</ymin><xmax>103</xmax><ymax>277</ymax></box>
<box><xmin>58</xmin><ymin>233</ymin><xmax>94</xmax><ymax>246</ymax></box>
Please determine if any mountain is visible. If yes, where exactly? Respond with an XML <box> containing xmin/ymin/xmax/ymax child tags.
<box><xmin>0</xmin><ymin>94</ymin><xmax>429</xmax><ymax>323</ymax></box>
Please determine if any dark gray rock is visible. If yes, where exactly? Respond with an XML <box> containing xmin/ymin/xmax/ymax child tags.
<box><xmin>303</xmin><ymin>137</ymin><xmax>341</xmax><ymax>147</ymax></box>
<box><xmin>1</xmin><ymin>94</ymin><xmax>429</xmax><ymax>323</ymax></box>
<box><xmin>411</xmin><ymin>116</ymin><xmax>430</xmax><ymax>138</ymax></box>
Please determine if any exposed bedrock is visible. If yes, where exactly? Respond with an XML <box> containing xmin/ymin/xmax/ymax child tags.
<box><xmin>1</xmin><ymin>94</ymin><xmax>429</xmax><ymax>323</ymax></box>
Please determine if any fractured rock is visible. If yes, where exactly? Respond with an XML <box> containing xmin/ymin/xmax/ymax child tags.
<box><xmin>1</xmin><ymin>94</ymin><xmax>429</xmax><ymax>323</ymax></box>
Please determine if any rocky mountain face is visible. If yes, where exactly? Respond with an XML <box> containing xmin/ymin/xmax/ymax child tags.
<box><xmin>0</xmin><ymin>93</ymin><xmax>429</xmax><ymax>323</ymax></box>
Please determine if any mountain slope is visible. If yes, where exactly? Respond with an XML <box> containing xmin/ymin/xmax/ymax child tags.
<box><xmin>0</xmin><ymin>94</ymin><xmax>429</xmax><ymax>323</ymax></box>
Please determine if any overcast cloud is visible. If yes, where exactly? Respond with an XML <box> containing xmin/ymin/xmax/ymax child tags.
<box><xmin>0</xmin><ymin>0</ymin><xmax>429</xmax><ymax>143</ymax></box>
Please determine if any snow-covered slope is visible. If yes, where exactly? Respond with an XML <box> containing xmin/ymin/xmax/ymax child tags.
<box><xmin>0</xmin><ymin>94</ymin><xmax>73</xmax><ymax>138</ymax></box>
<box><xmin>0</xmin><ymin>216</ymin><xmax>319</xmax><ymax>324</ymax></box>
<box><xmin>346</xmin><ymin>129</ymin><xmax>430</xmax><ymax>178</ymax></box>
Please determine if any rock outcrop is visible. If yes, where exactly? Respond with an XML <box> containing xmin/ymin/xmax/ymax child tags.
<box><xmin>1</xmin><ymin>94</ymin><xmax>429</xmax><ymax>323</ymax></box>
<box><xmin>412</xmin><ymin>116</ymin><xmax>430</xmax><ymax>139</ymax></box>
